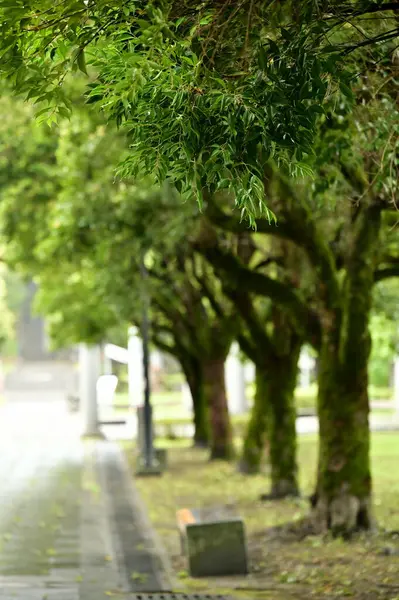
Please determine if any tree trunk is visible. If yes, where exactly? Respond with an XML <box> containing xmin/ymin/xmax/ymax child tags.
<box><xmin>313</xmin><ymin>331</ymin><xmax>373</xmax><ymax>534</ymax></box>
<box><xmin>203</xmin><ymin>357</ymin><xmax>234</xmax><ymax>460</ymax></box>
<box><xmin>239</xmin><ymin>366</ymin><xmax>270</xmax><ymax>474</ymax></box>
<box><xmin>266</xmin><ymin>344</ymin><xmax>300</xmax><ymax>498</ymax></box>
<box><xmin>180</xmin><ymin>356</ymin><xmax>210</xmax><ymax>447</ymax></box>
<box><xmin>312</xmin><ymin>206</ymin><xmax>381</xmax><ymax>534</ymax></box>
<box><xmin>187</xmin><ymin>367</ymin><xmax>210</xmax><ymax>448</ymax></box>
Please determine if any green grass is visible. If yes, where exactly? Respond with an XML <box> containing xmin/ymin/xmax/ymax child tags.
<box><xmin>126</xmin><ymin>433</ymin><xmax>399</xmax><ymax>600</ymax></box>
<box><xmin>116</xmin><ymin>385</ymin><xmax>393</xmax><ymax>414</ymax></box>
<box><xmin>114</xmin><ymin>386</ymin><xmax>396</xmax><ymax>440</ymax></box>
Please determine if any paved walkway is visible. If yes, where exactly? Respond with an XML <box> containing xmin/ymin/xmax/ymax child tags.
<box><xmin>0</xmin><ymin>397</ymin><xmax>171</xmax><ymax>599</ymax></box>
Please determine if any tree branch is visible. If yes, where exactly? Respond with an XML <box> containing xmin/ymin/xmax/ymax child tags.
<box><xmin>237</xmin><ymin>331</ymin><xmax>258</xmax><ymax>364</ymax></box>
<box><xmin>193</xmin><ymin>270</ymin><xmax>225</xmax><ymax>318</ymax></box>
<box><xmin>206</xmin><ymin>177</ymin><xmax>341</xmax><ymax>312</ymax></box>
<box><xmin>151</xmin><ymin>335</ymin><xmax>176</xmax><ymax>357</ymax></box>
<box><xmin>198</xmin><ymin>240</ymin><xmax>321</xmax><ymax>347</ymax></box>
<box><xmin>374</xmin><ymin>266</ymin><xmax>399</xmax><ymax>281</ymax></box>
<box><xmin>223</xmin><ymin>284</ymin><xmax>276</xmax><ymax>355</ymax></box>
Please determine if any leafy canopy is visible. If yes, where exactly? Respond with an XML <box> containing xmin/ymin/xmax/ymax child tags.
<box><xmin>1</xmin><ymin>1</ymin><xmax>398</xmax><ymax>218</ymax></box>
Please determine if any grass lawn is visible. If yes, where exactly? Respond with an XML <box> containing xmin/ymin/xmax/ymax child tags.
<box><xmin>124</xmin><ymin>433</ymin><xmax>399</xmax><ymax>600</ymax></box>
<box><xmin>114</xmin><ymin>388</ymin><xmax>396</xmax><ymax>440</ymax></box>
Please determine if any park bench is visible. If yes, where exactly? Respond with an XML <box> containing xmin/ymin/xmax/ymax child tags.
<box><xmin>176</xmin><ymin>506</ymin><xmax>248</xmax><ymax>577</ymax></box>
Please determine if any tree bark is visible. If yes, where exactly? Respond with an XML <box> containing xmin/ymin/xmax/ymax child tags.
<box><xmin>313</xmin><ymin>329</ymin><xmax>373</xmax><ymax>534</ymax></box>
<box><xmin>267</xmin><ymin>354</ymin><xmax>300</xmax><ymax>498</ymax></box>
<box><xmin>239</xmin><ymin>366</ymin><xmax>270</xmax><ymax>474</ymax></box>
<box><xmin>312</xmin><ymin>205</ymin><xmax>381</xmax><ymax>534</ymax></box>
<box><xmin>180</xmin><ymin>355</ymin><xmax>210</xmax><ymax>447</ymax></box>
<box><xmin>203</xmin><ymin>357</ymin><xmax>234</xmax><ymax>460</ymax></box>
<box><xmin>239</xmin><ymin>345</ymin><xmax>300</xmax><ymax>499</ymax></box>
<box><xmin>186</xmin><ymin>366</ymin><xmax>210</xmax><ymax>448</ymax></box>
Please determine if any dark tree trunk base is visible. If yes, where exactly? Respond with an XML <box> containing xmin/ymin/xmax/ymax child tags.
<box><xmin>210</xmin><ymin>446</ymin><xmax>235</xmax><ymax>461</ymax></box>
<box><xmin>312</xmin><ymin>491</ymin><xmax>374</xmax><ymax>536</ymax></box>
<box><xmin>192</xmin><ymin>439</ymin><xmax>209</xmax><ymax>449</ymax></box>
<box><xmin>260</xmin><ymin>479</ymin><xmax>300</xmax><ymax>501</ymax></box>
<box><xmin>237</xmin><ymin>458</ymin><xmax>262</xmax><ymax>475</ymax></box>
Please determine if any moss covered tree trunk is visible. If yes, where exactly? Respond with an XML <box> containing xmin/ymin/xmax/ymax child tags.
<box><xmin>186</xmin><ymin>366</ymin><xmax>210</xmax><ymax>448</ymax></box>
<box><xmin>180</xmin><ymin>356</ymin><xmax>210</xmax><ymax>447</ymax></box>
<box><xmin>239</xmin><ymin>342</ymin><xmax>300</xmax><ymax>498</ymax></box>
<box><xmin>203</xmin><ymin>356</ymin><xmax>234</xmax><ymax>460</ymax></box>
<box><xmin>313</xmin><ymin>205</ymin><xmax>381</xmax><ymax>534</ymax></box>
<box><xmin>240</xmin><ymin>366</ymin><xmax>270</xmax><ymax>474</ymax></box>
<box><xmin>314</xmin><ymin>329</ymin><xmax>373</xmax><ymax>533</ymax></box>
<box><xmin>267</xmin><ymin>342</ymin><xmax>301</xmax><ymax>498</ymax></box>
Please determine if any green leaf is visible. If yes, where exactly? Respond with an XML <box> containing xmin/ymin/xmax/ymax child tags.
<box><xmin>77</xmin><ymin>49</ymin><xmax>88</xmax><ymax>75</ymax></box>
<box><xmin>280</xmin><ymin>28</ymin><xmax>292</xmax><ymax>42</ymax></box>
<box><xmin>339</xmin><ymin>81</ymin><xmax>354</xmax><ymax>101</ymax></box>
<box><xmin>175</xmin><ymin>17</ymin><xmax>185</xmax><ymax>28</ymax></box>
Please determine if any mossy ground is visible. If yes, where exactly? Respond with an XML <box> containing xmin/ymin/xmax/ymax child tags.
<box><xmin>124</xmin><ymin>433</ymin><xmax>399</xmax><ymax>600</ymax></box>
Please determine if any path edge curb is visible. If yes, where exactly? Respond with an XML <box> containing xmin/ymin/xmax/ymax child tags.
<box><xmin>116</xmin><ymin>443</ymin><xmax>178</xmax><ymax>592</ymax></box>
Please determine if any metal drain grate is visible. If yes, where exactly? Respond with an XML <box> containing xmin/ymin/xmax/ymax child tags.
<box><xmin>130</xmin><ymin>594</ymin><xmax>233</xmax><ymax>600</ymax></box>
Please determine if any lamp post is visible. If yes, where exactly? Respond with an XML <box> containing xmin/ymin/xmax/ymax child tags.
<box><xmin>136</xmin><ymin>251</ymin><xmax>160</xmax><ymax>474</ymax></box>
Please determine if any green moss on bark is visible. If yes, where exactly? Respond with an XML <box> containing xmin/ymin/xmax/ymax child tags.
<box><xmin>314</xmin><ymin>205</ymin><xmax>381</xmax><ymax>534</ymax></box>
<box><xmin>267</xmin><ymin>342</ymin><xmax>301</xmax><ymax>498</ymax></box>
<box><xmin>315</xmin><ymin>333</ymin><xmax>372</xmax><ymax>533</ymax></box>
<box><xmin>189</xmin><ymin>370</ymin><xmax>210</xmax><ymax>448</ymax></box>
<box><xmin>240</xmin><ymin>343</ymin><xmax>300</xmax><ymax>498</ymax></box>
<box><xmin>240</xmin><ymin>366</ymin><xmax>270</xmax><ymax>474</ymax></box>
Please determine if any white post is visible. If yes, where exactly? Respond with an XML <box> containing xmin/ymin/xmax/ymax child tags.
<box><xmin>226</xmin><ymin>342</ymin><xmax>247</xmax><ymax>415</ymax></box>
<box><xmin>394</xmin><ymin>357</ymin><xmax>399</xmax><ymax>418</ymax></box>
<box><xmin>128</xmin><ymin>326</ymin><xmax>144</xmax><ymax>408</ymax></box>
<box><xmin>298</xmin><ymin>347</ymin><xmax>314</xmax><ymax>388</ymax></box>
<box><xmin>103</xmin><ymin>352</ymin><xmax>112</xmax><ymax>376</ymax></box>
<box><xmin>79</xmin><ymin>344</ymin><xmax>103</xmax><ymax>437</ymax></box>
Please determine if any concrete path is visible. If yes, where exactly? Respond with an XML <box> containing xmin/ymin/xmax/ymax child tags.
<box><xmin>0</xmin><ymin>396</ymin><xmax>171</xmax><ymax>599</ymax></box>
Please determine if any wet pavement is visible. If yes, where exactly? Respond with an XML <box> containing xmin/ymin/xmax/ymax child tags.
<box><xmin>0</xmin><ymin>396</ymin><xmax>170</xmax><ymax>599</ymax></box>
<box><xmin>0</xmin><ymin>399</ymin><xmax>81</xmax><ymax>598</ymax></box>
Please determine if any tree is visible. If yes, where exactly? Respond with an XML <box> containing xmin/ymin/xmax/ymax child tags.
<box><xmin>204</xmin><ymin>230</ymin><xmax>304</xmax><ymax>496</ymax></box>
<box><xmin>0</xmin><ymin>95</ymin><xmax>239</xmax><ymax>459</ymax></box>
<box><xmin>0</xmin><ymin>2</ymin><xmax>398</xmax><ymax>216</ymax></box>
<box><xmin>147</xmin><ymin>251</ymin><xmax>237</xmax><ymax>459</ymax></box>
<box><xmin>198</xmin><ymin>84</ymin><xmax>398</xmax><ymax>531</ymax></box>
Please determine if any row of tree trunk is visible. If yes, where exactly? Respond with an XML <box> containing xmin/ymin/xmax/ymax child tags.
<box><xmin>184</xmin><ymin>330</ymin><xmax>373</xmax><ymax>534</ymax></box>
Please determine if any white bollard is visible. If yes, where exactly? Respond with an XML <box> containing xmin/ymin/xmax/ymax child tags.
<box><xmin>298</xmin><ymin>347</ymin><xmax>314</xmax><ymax>388</ymax></box>
<box><xmin>97</xmin><ymin>374</ymin><xmax>118</xmax><ymax>408</ymax></box>
<box><xmin>79</xmin><ymin>344</ymin><xmax>103</xmax><ymax>437</ymax></box>
<box><xmin>226</xmin><ymin>343</ymin><xmax>247</xmax><ymax>415</ymax></box>
<box><xmin>128</xmin><ymin>326</ymin><xmax>145</xmax><ymax>408</ymax></box>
